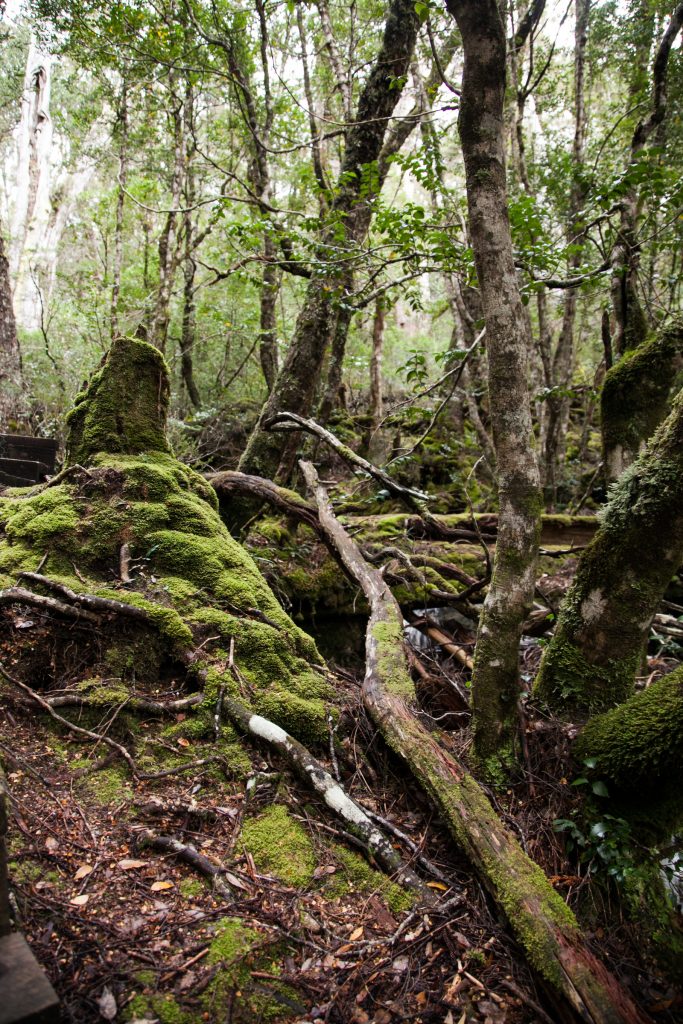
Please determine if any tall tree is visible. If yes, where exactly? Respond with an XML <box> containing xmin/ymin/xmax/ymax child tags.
<box><xmin>238</xmin><ymin>0</ymin><xmax>420</xmax><ymax>485</ymax></box>
<box><xmin>445</xmin><ymin>0</ymin><xmax>543</xmax><ymax>765</ymax></box>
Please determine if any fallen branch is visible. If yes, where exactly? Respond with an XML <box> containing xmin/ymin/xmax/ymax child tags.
<box><xmin>133</xmin><ymin>828</ymin><xmax>233</xmax><ymax>899</ymax></box>
<box><xmin>219</xmin><ymin>692</ymin><xmax>433</xmax><ymax>902</ymax></box>
<box><xmin>16</xmin><ymin>573</ymin><xmax>151</xmax><ymax>621</ymax></box>
<box><xmin>207</xmin><ymin>471</ymin><xmax>326</xmax><ymax>541</ymax></box>
<box><xmin>300</xmin><ymin>459</ymin><xmax>649</xmax><ymax>1024</ymax></box>
<box><xmin>265</xmin><ymin>412</ymin><xmax>489</xmax><ymax>546</ymax></box>
<box><xmin>0</xmin><ymin>586</ymin><xmax>101</xmax><ymax>623</ymax></box>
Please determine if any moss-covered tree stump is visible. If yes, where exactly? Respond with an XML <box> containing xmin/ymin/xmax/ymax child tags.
<box><xmin>0</xmin><ymin>337</ymin><xmax>331</xmax><ymax>744</ymax></box>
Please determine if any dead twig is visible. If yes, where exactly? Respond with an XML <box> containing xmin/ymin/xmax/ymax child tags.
<box><xmin>0</xmin><ymin>662</ymin><xmax>137</xmax><ymax>776</ymax></box>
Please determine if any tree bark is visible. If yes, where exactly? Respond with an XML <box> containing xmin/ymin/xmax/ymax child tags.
<box><xmin>601</xmin><ymin>316</ymin><xmax>683</xmax><ymax>483</ymax></box>
<box><xmin>0</xmin><ymin>221</ymin><xmax>23</xmax><ymax>423</ymax></box>
<box><xmin>446</xmin><ymin>0</ymin><xmax>543</xmax><ymax>765</ymax></box>
<box><xmin>573</xmin><ymin>667</ymin><xmax>683</xmax><ymax>821</ymax></box>
<box><xmin>238</xmin><ymin>0</ymin><xmax>420</xmax><ymax>487</ymax></box>
<box><xmin>535</xmin><ymin>355</ymin><xmax>683</xmax><ymax>713</ymax></box>
<box><xmin>110</xmin><ymin>81</ymin><xmax>128</xmax><ymax>342</ymax></box>
<box><xmin>180</xmin><ymin>82</ymin><xmax>201</xmax><ymax>410</ymax></box>
<box><xmin>542</xmin><ymin>0</ymin><xmax>589</xmax><ymax>506</ymax></box>
<box><xmin>301</xmin><ymin>460</ymin><xmax>649</xmax><ymax>1024</ymax></box>
<box><xmin>610</xmin><ymin>3</ymin><xmax>683</xmax><ymax>357</ymax></box>
<box><xmin>150</xmin><ymin>80</ymin><xmax>184</xmax><ymax>353</ymax></box>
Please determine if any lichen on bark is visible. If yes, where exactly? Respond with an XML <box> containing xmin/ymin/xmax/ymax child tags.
<box><xmin>601</xmin><ymin>314</ymin><xmax>683</xmax><ymax>483</ymax></box>
<box><xmin>535</xmin><ymin>384</ymin><xmax>683</xmax><ymax>714</ymax></box>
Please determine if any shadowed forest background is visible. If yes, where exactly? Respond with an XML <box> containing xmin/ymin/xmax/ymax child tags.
<box><xmin>1</xmin><ymin>1</ymin><xmax>683</xmax><ymax>1022</ymax></box>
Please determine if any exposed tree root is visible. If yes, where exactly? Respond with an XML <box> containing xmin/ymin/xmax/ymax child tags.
<box><xmin>300</xmin><ymin>459</ymin><xmax>650</xmax><ymax>1024</ymax></box>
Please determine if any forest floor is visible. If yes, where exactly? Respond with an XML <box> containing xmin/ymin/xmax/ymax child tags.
<box><xmin>2</xmin><ymin>621</ymin><xmax>680</xmax><ymax>1024</ymax></box>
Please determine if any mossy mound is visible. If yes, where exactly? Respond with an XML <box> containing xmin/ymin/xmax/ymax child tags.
<box><xmin>0</xmin><ymin>337</ymin><xmax>330</xmax><ymax>745</ymax></box>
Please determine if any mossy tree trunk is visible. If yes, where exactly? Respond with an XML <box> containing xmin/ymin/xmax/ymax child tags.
<box><xmin>237</xmin><ymin>0</ymin><xmax>419</xmax><ymax>488</ymax></box>
<box><xmin>445</xmin><ymin>0</ymin><xmax>543</xmax><ymax>766</ymax></box>
<box><xmin>535</xmin><ymin>382</ymin><xmax>683</xmax><ymax>713</ymax></box>
<box><xmin>601</xmin><ymin>316</ymin><xmax>683</xmax><ymax>484</ymax></box>
<box><xmin>573</xmin><ymin>667</ymin><xmax>683</xmax><ymax>832</ymax></box>
<box><xmin>609</xmin><ymin>3</ymin><xmax>683</xmax><ymax>358</ymax></box>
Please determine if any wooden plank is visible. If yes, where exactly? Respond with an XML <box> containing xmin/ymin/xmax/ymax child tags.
<box><xmin>0</xmin><ymin>933</ymin><xmax>59</xmax><ymax>1023</ymax></box>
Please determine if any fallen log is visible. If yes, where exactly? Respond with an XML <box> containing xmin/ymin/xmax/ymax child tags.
<box><xmin>300</xmin><ymin>459</ymin><xmax>649</xmax><ymax>1024</ymax></box>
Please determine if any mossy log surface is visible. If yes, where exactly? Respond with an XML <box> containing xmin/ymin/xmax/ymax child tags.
<box><xmin>535</xmin><ymin>385</ymin><xmax>683</xmax><ymax>714</ymax></box>
<box><xmin>0</xmin><ymin>337</ymin><xmax>330</xmax><ymax>744</ymax></box>
<box><xmin>301</xmin><ymin>461</ymin><xmax>648</xmax><ymax>1024</ymax></box>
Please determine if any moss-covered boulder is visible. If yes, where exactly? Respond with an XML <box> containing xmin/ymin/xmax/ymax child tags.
<box><xmin>0</xmin><ymin>337</ymin><xmax>330</xmax><ymax>743</ymax></box>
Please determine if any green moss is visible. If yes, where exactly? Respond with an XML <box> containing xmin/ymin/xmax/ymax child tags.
<box><xmin>371</xmin><ymin>620</ymin><xmax>415</xmax><ymax>700</ymax></box>
<box><xmin>126</xmin><ymin>993</ymin><xmax>191</xmax><ymax>1024</ymax></box>
<box><xmin>326</xmin><ymin>845</ymin><xmax>414</xmax><ymax>913</ymax></box>
<box><xmin>240</xmin><ymin>805</ymin><xmax>316</xmax><ymax>887</ymax></box>
<box><xmin>66</xmin><ymin>337</ymin><xmax>171</xmax><ymax>465</ymax></box>
<box><xmin>1</xmin><ymin>486</ymin><xmax>80</xmax><ymax>550</ymax></box>
<box><xmin>457</xmin><ymin>776</ymin><xmax>576</xmax><ymax>988</ymax></box>
<box><xmin>574</xmin><ymin>668</ymin><xmax>683</xmax><ymax>834</ymax></box>
<box><xmin>82</xmin><ymin>766</ymin><xmax>133</xmax><ymax>805</ymax></box>
<box><xmin>179</xmin><ymin>878</ymin><xmax>203</xmax><ymax>898</ymax></box>
<box><xmin>601</xmin><ymin>315</ymin><xmax>683</xmax><ymax>459</ymax></box>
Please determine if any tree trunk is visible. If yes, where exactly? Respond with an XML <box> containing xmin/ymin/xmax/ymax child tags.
<box><xmin>301</xmin><ymin>460</ymin><xmax>649</xmax><ymax>1024</ymax></box>
<box><xmin>601</xmin><ymin>317</ymin><xmax>683</xmax><ymax>483</ymax></box>
<box><xmin>0</xmin><ymin>223</ymin><xmax>23</xmax><ymax>423</ymax></box>
<box><xmin>446</xmin><ymin>0</ymin><xmax>543</xmax><ymax>765</ymax></box>
<box><xmin>369</xmin><ymin>296</ymin><xmax>384</xmax><ymax>432</ymax></box>
<box><xmin>573</xmin><ymin>667</ymin><xmax>683</xmax><ymax>826</ymax></box>
<box><xmin>150</xmin><ymin>81</ymin><xmax>183</xmax><ymax>352</ymax></box>
<box><xmin>238</xmin><ymin>0</ymin><xmax>420</xmax><ymax>486</ymax></box>
<box><xmin>110</xmin><ymin>82</ymin><xmax>128</xmax><ymax>342</ymax></box>
<box><xmin>610</xmin><ymin>3</ymin><xmax>683</xmax><ymax>357</ymax></box>
<box><xmin>179</xmin><ymin>81</ymin><xmax>201</xmax><ymax>410</ymax></box>
<box><xmin>535</xmin><ymin>353</ymin><xmax>683</xmax><ymax>713</ymax></box>
<box><xmin>542</xmin><ymin>0</ymin><xmax>589</xmax><ymax>506</ymax></box>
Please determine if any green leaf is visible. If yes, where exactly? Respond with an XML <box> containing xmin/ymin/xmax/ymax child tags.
<box><xmin>592</xmin><ymin>780</ymin><xmax>609</xmax><ymax>798</ymax></box>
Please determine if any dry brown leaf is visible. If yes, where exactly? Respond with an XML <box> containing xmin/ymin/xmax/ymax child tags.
<box><xmin>118</xmin><ymin>858</ymin><xmax>148</xmax><ymax>871</ymax></box>
<box><xmin>45</xmin><ymin>836</ymin><xmax>58</xmax><ymax>852</ymax></box>
<box><xmin>349</xmin><ymin>926</ymin><xmax>364</xmax><ymax>941</ymax></box>
<box><xmin>150</xmin><ymin>880</ymin><xmax>174</xmax><ymax>891</ymax></box>
<box><xmin>70</xmin><ymin>894</ymin><xmax>90</xmax><ymax>907</ymax></box>
<box><xmin>74</xmin><ymin>864</ymin><xmax>94</xmax><ymax>880</ymax></box>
